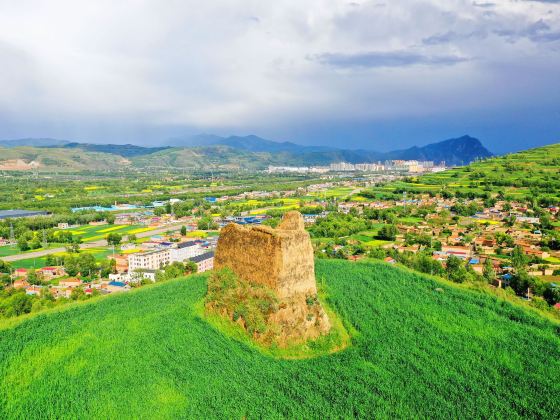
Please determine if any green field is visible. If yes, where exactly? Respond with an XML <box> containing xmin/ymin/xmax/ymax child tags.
<box><xmin>0</xmin><ymin>246</ymin><xmax>22</xmax><ymax>258</ymax></box>
<box><xmin>57</xmin><ymin>224</ymin><xmax>153</xmax><ymax>242</ymax></box>
<box><xmin>0</xmin><ymin>244</ymin><xmax>65</xmax><ymax>258</ymax></box>
<box><xmin>9</xmin><ymin>247</ymin><xmax>115</xmax><ymax>269</ymax></box>
<box><xmin>310</xmin><ymin>187</ymin><xmax>355</xmax><ymax>199</ymax></box>
<box><xmin>0</xmin><ymin>260</ymin><xmax>558</xmax><ymax>418</ymax></box>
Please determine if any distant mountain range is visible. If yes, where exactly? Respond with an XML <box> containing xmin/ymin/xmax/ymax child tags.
<box><xmin>62</xmin><ymin>142</ymin><xmax>170</xmax><ymax>157</ymax></box>
<box><xmin>0</xmin><ymin>134</ymin><xmax>493</xmax><ymax>171</ymax></box>
<box><xmin>0</xmin><ymin>138</ymin><xmax>71</xmax><ymax>148</ymax></box>
<box><xmin>164</xmin><ymin>134</ymin><xmax>492</xmax><ymax>165</ymax></box>
<box><xmin>167</xmin><ymin>134</ymin><xmax>335</xmax><ymax>153</ymax></box>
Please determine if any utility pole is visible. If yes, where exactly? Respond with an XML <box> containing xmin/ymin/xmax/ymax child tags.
<box><xmin>9</xmin><ymin>224</ymin><xmax>14</xmax><ymax>247</ymax></box>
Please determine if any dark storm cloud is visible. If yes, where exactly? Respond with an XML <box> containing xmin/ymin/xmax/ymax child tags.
<box><xmin>472</xmin><ymin>2</ymin><xmax>496</xmax><ymax>8</ymax></box>
<box><xmin>0</xmin><ymin>0</ymin><xmax>558</xmax><ymax>152</ymax></box>
<box><xmin>313</xmin><ymin>50</ymin><xmax>469</xmax><ymax>68</ymax></box>
<box><xmin>495</xmin><ymin>19</ymin><xmax>560</xmax><ymax>42</ymax></box>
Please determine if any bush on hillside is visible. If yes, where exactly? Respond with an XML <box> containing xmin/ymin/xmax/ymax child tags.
<box><xmin>205</xmin><ymin>268</ymin><xmax>279</xmax><ymax>339</ymax></box>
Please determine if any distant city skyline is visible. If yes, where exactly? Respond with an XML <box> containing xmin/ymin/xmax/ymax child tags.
<box><xmin>0</xmin><ymin>1</ymin><xmax>559</xmax><ymax>154</ymax></box>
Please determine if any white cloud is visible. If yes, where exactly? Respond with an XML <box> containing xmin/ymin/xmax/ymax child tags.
<box><xmin>0</xmin><ymin>0</ymin><xmax>558</xmax><ymax>136</ymax></box>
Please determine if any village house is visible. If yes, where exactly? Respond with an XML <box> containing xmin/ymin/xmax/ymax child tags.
<box><xmin>25</xmin><ymin>285</ymin><xmax>43</xmax><ymax>296</ymax></box>
<box><xmin>524</xmin><ymin>248</ymin><xmax>550</xmax><ymax>259</ymax></box>
<box><xmin>108</xmin><ymin>254</ymin><xmax>130</xmax><ymax>273</ymax></box>
<box><xmin>384</xmin><ymin>256</ymin><xmax>396</xmax><ymax>264</ymax></box>
<box><xmin>50</xmin><ymin>286</ymin><xmax>72</xmax><ymax>299</ymax></box>
<box><xmin>12</xmin><ymin>268</ymin><xmax>28</xmax><ymax>279</ymax></box>
<box><xmin>58</xmin><ymin>278</ymin><xmax>83</xmax><ymax>288</ymax></box>
<box><xmin>13</xmin><ymin>279</ymin><xmax>30</xmax><ymax>289</ymax></box>
<box><xmin>440</xmin><ymin>245</ymin><xmax>473</xmax><ymax>260</ymax></box>
<box><xmin>107</xmin><ymin>271</ymin><xmax>128</xmax><ymax>282</ymax></box>
<box><xmin>0</xmin><ymin>238</ymin><xmax>14</xmax><ymax>246</ymax></box>
<box><xmin>103</xmin><ymin>281</ymin><xmax>131</xmax><ymax>293</ymax></box>
<box><xmin>37</xmin><ymin>266</ymin><xmax>66</xmax><ymax>281</ymax></box>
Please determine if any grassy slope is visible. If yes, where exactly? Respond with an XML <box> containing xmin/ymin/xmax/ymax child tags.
<box><xmin>0</xmin><ymin>146</ymin><xmax>127</xmax><ymax>171</ymax></box>
<box><xmin>131</xmin><ymin>146</ymin><xmax>272</xmax><ymax>170</ymax></box>
<box><xmin>0</xmin><ymin>260</ymin><xmax>559</xmax><ymax>418</ymax></box>
<box><xmin>370</xmin><ymin>142</ymin><xmax>560</xmax><ymax>197</ymax></box>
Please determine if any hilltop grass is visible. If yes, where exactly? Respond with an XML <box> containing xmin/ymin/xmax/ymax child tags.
<box><xmin>0</xmin><ymin>260</ymin><xmax>559</xmax><ymax>418</ymax></box>
<box><xmin>198</xmin><ymin>297</ymin><xmax>351</xmax><ymax>360</ymax></box>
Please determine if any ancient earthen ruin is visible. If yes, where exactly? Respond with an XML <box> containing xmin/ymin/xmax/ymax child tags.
<box><xmin>214</xmin><ymin>211</ymin><xmax>331</xmax><ymax>344</ymax></box>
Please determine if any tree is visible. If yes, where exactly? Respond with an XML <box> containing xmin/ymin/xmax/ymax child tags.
<box><xmin>64</xmin><ymin>254</ymin><xmax>79</xmax><ymax>276</ymax></box>
<box><xmin>180</xmin><ymin>225</ymin><xmax>187</xmax><ymax>236</ymax></box>
<box><xmin>539</xmin><ymin>213</ymin><xmax>552</xmax><ymax>230</ymax></box>
<box><xmin>70</xmin><ymin>287</ymin><xmax>86</xmax><ymax>300</ymax></box>
<box><xmin>511</xmin><ymin>246</ymin><xmax>528</xmax><ymax>270</ymax></box>
<box><xmin>446</xmin><ymin>255</ymin><xmax>469</xmax><ymax>283</ymax></box>
<box><xmin>161</xmin><ymin>262</ymin><xmax>186</xmax><ymax>280</ymax></box>
<box><xmin>99</xmin><ymin>258</ymin><xmax>116</xmax><ymax>278</ymax></box>
<box><xmin>106</xmin><ymin>214</ymin><xmax>116</xmax><ymax>225</ymax></box>
<box><xmin>45</xmin><ymin>254</ymin><xmax>56</xmax><ymax>266</ymax></box>
<box><xmin>65</xmin><ymin>242</ymin><xmax>80</xmax><ymax>253</ymax></box>
<box><xmin>197</xmin><ymin>216</ymin><xmax>218</xmax><ymax>231</ymax></box>
<box><xmin>543</xmin><ymin>285</ymin><xmax>560</xmax><ymax>306</ymax></box>
<box><xmin>77</xmin><ymin>253</ymin><xmax>98</xmax><ymax>279</ymax></box>
<box><xmin>185</xmin><ymin>261</ymin><xmax>198</xmax><ymax>274</ymax></box>
<box><xmin>17</xmin><ymin>237</ymin><xmax>30</xmax><ymax>252</ymax></box>
<box><xmin>483</xmin><ymin>259</ymin><xmax>495</xmax><ymax>284</ymax></box>
<box><xmin>27</xmin><ymin>270</ymin><xmax>41</xmax><ymax>285</ymax></box>
<box><xmin>378</xmin><ymin>224</ymin><xmax>398</xmax><ymax>241</ymax></box>
<box><xmin>106</xmin><ymin>232</ymin><xmax>122</xmax><ymax>246</ymax></box>
<box><xmin>1</xmin><ymin>291</ymin><xmax>33</xmax><ymax>317</ymax></box>
<box><xmin>128</xmin><ymin>234</ymin><xmax>137</xmax><ymax>244</ymax></box>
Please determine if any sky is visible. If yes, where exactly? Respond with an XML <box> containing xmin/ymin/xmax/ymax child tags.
<box><xmin>0</xmin><ymin>0</ymin><xmax>559</xmax><ymax>153</ymax></box>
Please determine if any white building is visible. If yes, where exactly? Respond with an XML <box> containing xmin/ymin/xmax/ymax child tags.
<box><xmin>190</xmin><ymin>251</ymin><xmax>214</xmax><ymax>273</ymax></box>
<box><xmin>169</xmin><ymin>241</ymin><xmax>203</xmax><ymax>263</ymax></box>
<box><xmin>129</xmin><ymin>249</ymin><xmax>170</xmax><ymax>271</ymax></box>
<box><xmin>329</xmin><ymin>162</ymin><xmax>355</xmax><ymax>171</ymax></box>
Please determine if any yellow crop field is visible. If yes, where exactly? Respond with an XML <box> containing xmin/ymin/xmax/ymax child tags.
<box><xmin>474</xmin><ymin>219</ymin><xmax>500</xmax><ymax>225</ymax></box>
<box><xmin>98</xmin><ymin>226</ymin><xmax>126</xmax><ymax>234</ymax></box>
<box><xmin>121</xmin><ymin>249</ymin><xmax>142</xmax><ymax>254</ymax></box>
<box><xmin>127</xmin><ymin>227</ymin><xmax>153</xmax><ymax>235</ymax></box>
<box><xmin>186</xmin><ymin>231</ymin><xmax>208</xmax><ymax>238</ymax></box>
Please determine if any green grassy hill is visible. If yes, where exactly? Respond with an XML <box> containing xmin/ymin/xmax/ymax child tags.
<box><xmin>1</xmin><ymin>260</ymin><xmax>558</xmax><ymax>418</ymax></box>
<box><xmin>375</xmin><ymin>142</ymin><xmax>560</xmax><ymax>200</ymax></box>
<box><xmin>0</xmin><ymin>146</ymin><xmax>129</xmax><ymax>172</ymax></box>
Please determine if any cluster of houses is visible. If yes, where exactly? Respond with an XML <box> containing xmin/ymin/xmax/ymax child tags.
<box><xmin>8</xmin><ymin>234</ymin><xmax>217</xmax><ymax>299</ymax></box>
<box><xmin>11</xmin><ymin>266</ymin><xmax>133</xmax><ymax>297</ymax></box>
<box><xmin>110</xmin><ymin>235</ymin><xmax>216</xmax><ymax>283</ymax></box>
<box><xmin>267</xmin><ymin>161</ymin><xmax>446</xmax><ymax>174</ymax></box>
<box><xmin>387</xmin><ymin>201</ymin><xmax>558</xmax><ymax>287</ymax></box>
<box><xmin>328</xmin><ymin>192</ymin><xmax>560</xmax><ymax>295</ymax></box>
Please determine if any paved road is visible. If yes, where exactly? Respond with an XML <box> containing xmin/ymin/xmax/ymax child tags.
<box><xmin>0</xmin><ymin>224</ymin><xmax>185</xmax><ymax>262</ymax></box>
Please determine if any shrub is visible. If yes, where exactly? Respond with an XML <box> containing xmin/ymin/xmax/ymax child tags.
<box><xmin>206</xmin><ymin>268</ymin><xmax>279</xmax><ymax>338</ymax></box>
